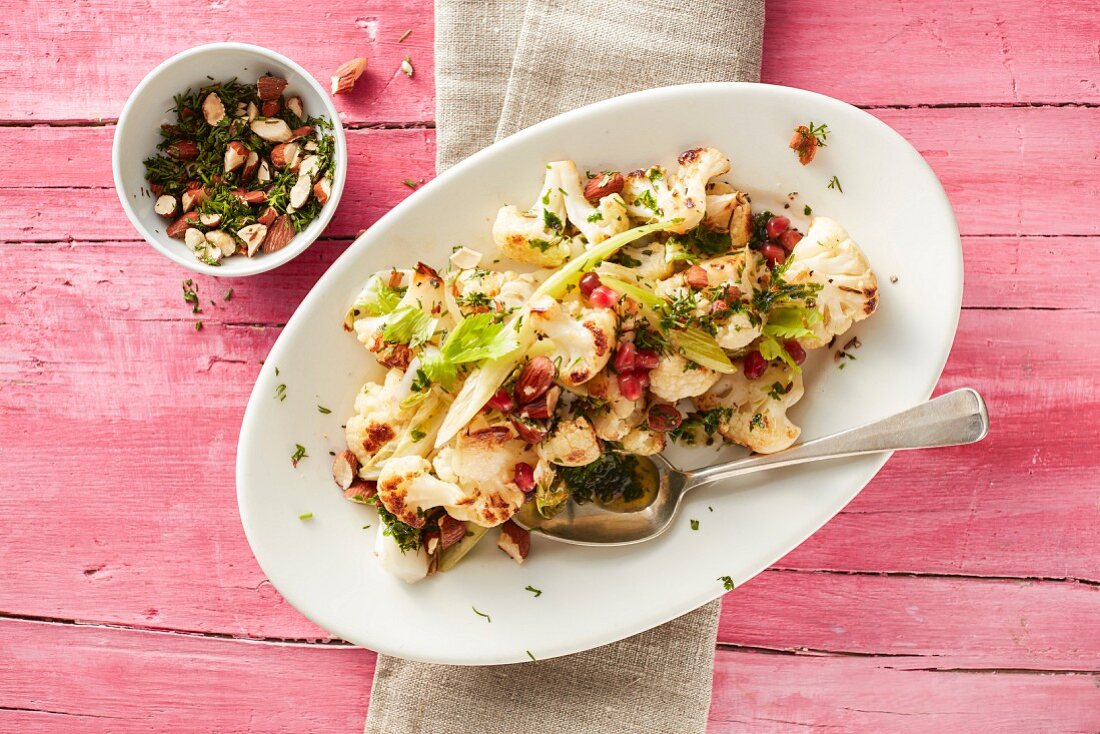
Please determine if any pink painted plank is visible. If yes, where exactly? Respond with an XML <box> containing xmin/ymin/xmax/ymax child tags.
<box><xmin>762</xmin><ymin>0</ymin><xmax>1100</xmax><ymax>105</ymax></box>
<box><xmin>0</xmin><ymin>128</ymin><xmax>435</xmax><ymax>243</ymax></box>
<box><xmin>0</xmin><ymin>291</ymin><xmax>1096</xmax><ymax>638</ymax></box>
<box><xmin>707</xmin><ymin>647</ymin><xmax>1100</xmax><ymax>734</ymax></box>
<box><xmin>718</xmin><ymin>571</ymin><xmax>1100</xmax><ymax>670</ymax></box>
<box><xmin>5</xmin><ymin>0</ymin><xmax>1098</xmax><ymax>124</ymax></box>
<box><xmin>0</xmin><ymin>618</ymin><xmax>373</xmax><ymax>733</ymax></box>
<box><xmin>1</xmin><ymin>617</ymin><xmax>1097</xmax><ymax>734</ymax></box>
<box><xmin>3</xmin><ymin>106</ymin><xmax>1097</xmax><ymax>242</ymax></box>
<box><xmin>1</xmin><ymin>0</ymin><xmax>434</xmax><ymax>124</ymax></box>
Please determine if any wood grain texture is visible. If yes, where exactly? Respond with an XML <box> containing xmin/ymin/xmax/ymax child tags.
<box><xmin>3</xmin><ymin>106</ymin><xmax>1099</xmax><ymax>243</ymax></box>
<box><xmin>3</xmin><ymin>0</ymin><xmax>1100</xmax><ymax>729</ymax></box>
<box><xmin>0</xmin><ymin>0</ymin><xmax>435</xmax><ymax>124</ymax></box>
<box><xmin>0</xmin><ymin>617</ymin><xmax>1096</xmax><ymax>734</ymax></box>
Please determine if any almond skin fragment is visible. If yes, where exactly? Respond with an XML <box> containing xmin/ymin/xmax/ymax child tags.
<box><xmin>583</xmin><ymin>171</ymin><xmax>624</xmax><ymax>202</ymax></box>
<box><xmin>438</xmin><ymin>515</ymin><xmax>466</xmax><ymax>550</ymax></box>
<box><xmin>250</xmin><ymin>118</ymin><xmax>293</xmax><ymax>143</ymax></box>
<box><xmin>261</xmin><ymin>99</ymin><xmax>281</xmax><ymax>117</ymax></box>
<box><xmin>514</xmin><ymin>356</ymin><xmax>555</xmax><ymax>403</ymax></box>
<box><xmin>344</xmin><ymin>479</ymin><xmax>376</xmax><ymax>504</ymax></box>
<box><xmin>331</xmin><ymin>57</ymin><xmax>367</xmax><ymax>95</ymax></box>
<box><xmin>240</xmin><ymin>150</ymin><xmax>260</xmax><ymax>180</ymax></box>
<box><xmin>789</xmin><ymin>126</ymin><xmax>818</xmax><ymax>165</ymax></box>
<box><xmin>291</xmin><ymin>125</ymin><xmax>313</xmax><ymax>140</ymax></box>
<box><xmin>497</xmin><ymin>520</ymin><xmax>530</xmax><ymax>563</ymax></box>
<box><xmin>285</xmin><ymin>96</ymin><xmax>304</xmax><ymax>119</ymax></box>
<box><xmin>233</xmin><ymin>189</ymin><xmax>266</xmax><ymax>205</ymax></box>
<box><xmin>332</xmin><ymin>450</ymin><xmax>360</xmax><ymax>490</ymax></box>
<box><xmin>256</xmin><ymin>75</ymin><xmax>288</xmax><ymax>101</ymax></box>
<box><xmin>237</xmin><ymin>223</ymin><xmax>268</xmax><ymax>257</ymax></box>
<box><xmin>167</xmin><ymin>211</ymin><xmax>201</xmax><ymax>239</ymax></box>
<box><xmin>261</xmin><ymin>215</ymin><xmax>295</xmax><ymax>253</ymax></box>
<box><xmin>270</xmin><ymin>142</ymin><xmax>301</xmax><ymax>169</ymax></box>
<box><xmin>153</xmin><ymin>194</ymin><xmax>178</xmax><ymax>218</ymax></box>
<box><xmin>167</xmin><ymin>140</ymin><xmax>199</xmax><ymax>160</ymax></box>
<box><xmin>313</xmin><ymin>178</ymin><xmax>331</xmax><ymax>204</ymax></box>
<box><xmin>223</xmin><ymin>141</ymin><xmax>248</xmax><ymax>173</ymax></box>
<box><xmin>202</xmin><ymin>92</ymin><xmax>226</xmax><ymax>126</ymax></box>
<box><xmin>257</xmin><ymin>207</ymin><xmax>278</xmax><ymax>227</ymax></box>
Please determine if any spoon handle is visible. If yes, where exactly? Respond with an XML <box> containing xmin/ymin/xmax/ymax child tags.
<box><xmin>684</xmin><ymin>388</ymin><xmax>989</xmax><ymax>491</ymax></box>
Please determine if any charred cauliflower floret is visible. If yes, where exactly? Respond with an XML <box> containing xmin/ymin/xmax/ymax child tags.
<box><xmin>492</xmin><ymin>164</ymin><xmax>574</xmax><ymax>267</ymax></box>
<box><xmin>448</xmin><ymin>268</ymin><xmax>538</xmax><ymax>318</ymax></box>
<box><xmin>432</xmin><ymin>425</ymin><xmax>533</xmax><ymax>527</ymax></box>
<box><xmin>551</xmin><ymin>160</ymin><xmax>630</xmax><ymax>244</ymax></box>
<box><xmin>620</xmin><ymin>426</ymin><xmax>666</xmax><ymax>456</ymax></box>
<box><xmin>621</xmin><ymin>148</ymin><xmax>731</xmax><ymax>234</ymax></box>
<box><xmin>529</xmin><ymin>296</ymin><xmax>617</xmax><ymax>387</ymax></box>
<box><xmin>354</xmin><ymin>262</ymin><xmax>445</xmax><ymax>369</ymax></box>
<box><xmin>538</xmin><ymin>416</ymin><xmax>602</xmax><ymax>467</ymax></box>
<box><xmin>784</xmin><ymin>217</ymin><xmax>878</xmax><ymax>348</ymax></box>
<box><xmin>655</xmin><ymin>251</ymin><xmax>765</xmax><ymax>351</ymax></box>
<box><xmin>345</xmin><ymin>369</ymin><xmax>416</xmax><ymax>476</ymax></box>
<box><xmin>585</xmin><ymin>369</ymin><xmax>646</xmax><ymax>441</ymax></box>
<box><xmin>376</xmin><ymin>455</ymin><xmax>468</xmax><ymax>528</ymax></box>
<box><xmin>704</xmin><ymin>181</ymin><xmax>753</xmax><ymax>248</ymax></box>
<box><xmin>648</xmin><ymin>351</ymin><xmax>721</xmax><ymax>402</ymax></box>
<box><xmin>695</xmin><ymin>360</ymin><xmax>805</xmax><ymax>454</ymax></box>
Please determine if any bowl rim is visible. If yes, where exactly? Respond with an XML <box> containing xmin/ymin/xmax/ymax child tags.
<box><xmin>236</xmin><ymin>81</ymin><xmax>964</xmax><ymax>664</ymax></box>
<box><xmin>111</xmin><ymin>41</ymin><xmax>348</xmax><ymax>278</ymax></box>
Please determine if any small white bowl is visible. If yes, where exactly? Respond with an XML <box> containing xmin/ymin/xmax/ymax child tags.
<box><xmin>113</xmin><ymin>43</ymin><xmax>347</xmax><ymax>277</ymax></box>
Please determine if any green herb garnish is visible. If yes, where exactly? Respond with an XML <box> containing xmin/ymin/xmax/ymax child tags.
<box><xmin>472</xmin><ymin>606</ymin><xmax>492</xmax><ymax>623</ymax></box>
<box><xmin>291</xmin><ymin>444</ymin><xmax>307</xmax><ymax>466</ymax></box>
<box><xmin>525</xmin><ymin>585</ymin><xmax>543</xmax><ymax>597</ymax></box>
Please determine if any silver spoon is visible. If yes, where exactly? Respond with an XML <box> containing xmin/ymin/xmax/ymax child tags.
<box><xmin>517</xmin><ymin>388</ymin><xmax>989</xmax><ymax>545</ymax></box>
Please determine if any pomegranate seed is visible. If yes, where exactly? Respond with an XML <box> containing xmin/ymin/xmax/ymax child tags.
<box><xmin>614</xmin><ymin>341</ymin><xmax>637</xmax><ymax>373</ymax></box>
<box><xmin>635</xmin><ymin>349</ymin><xmax>660</xmax><ymax>370</ymax></box>
<box><xmin>579</xmin><ymin>272</ymin><xmax>602</xmax><ymax>298</ymax></box>
<box><xmin>760</xmin><ymin>243</ymin><xmax>786</xmax><ymax>267</ymax></box>
<box><xmin>589</xmin><ymin>286</ymin><xmax>619</xmax><ymax>308</ymax></box>
<box><xmin>617</xmin><ymin>371</ymin><xmax>643</xmax><ymax>401</ymax></box>
<box><xmin>766</xmin><ymin>215</ymin><xmax>790</xmax><ymax>240</ymax></box>
<box><xmin>743</xmin><ymin>350</ymin><xmax>767</xmax><ymax>379</ymax></box>
<box><xmin>647</xmin><ymin>403</ymin><xmax>683</xmax><ymax>432</ymax></box>
<box><xmin>684</xmin><ymin>265</ymin><xmax>709</xmax><ymax>290</ymax></box>
<box><xmin>778</xmin><ymin>229</ymin><xmax>803</xmax><ymax>252</ymax></box>
<box><xmin>486</xmin><ymin>388</ymin><xmax>515</xmax><ymax>413</ymax></box>
<box><xmin>784</xmin><ymin>340</ymin><xmax>807</xmax><ymax>366</ymax></box>
<box><xmin>634</xmin><ymin>368</ymin><xmax>650</xmax><ymax>388</ymax></box>
<box><xmin>710</xmin><ymin>299</ymin><xmax>728</xmax><ymax>314</ymax></box>
<box><xmin>513</xmin><ymin>462</ymin><xmax>535</xmax><ymax>493</ymax></box>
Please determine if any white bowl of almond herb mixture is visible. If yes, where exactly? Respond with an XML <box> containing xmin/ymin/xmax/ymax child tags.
<box><xmin>113</xmin><ymin>43</ymin><xmax>347</xmax><ymax>276</ymax></box>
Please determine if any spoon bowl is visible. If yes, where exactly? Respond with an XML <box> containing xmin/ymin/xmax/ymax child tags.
<box><xmin>518</xmin><ymin>388</ymin><xmax>989</xmax><ymax>545</ymax></box>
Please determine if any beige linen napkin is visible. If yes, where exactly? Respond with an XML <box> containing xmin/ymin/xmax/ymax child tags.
<box><xmin>366</xmin><ymin>2</ymin><xmax>763</xmax><ymax>732</ymax></box>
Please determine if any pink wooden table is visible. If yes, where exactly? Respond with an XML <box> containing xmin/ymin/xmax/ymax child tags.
<box><xmin>2</xmin><ymin>1</ymin><xmax>1098</xmax><ymax>731</ymax></box>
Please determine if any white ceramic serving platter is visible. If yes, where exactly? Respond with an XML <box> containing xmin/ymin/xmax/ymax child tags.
<box><xmin>237</xmin><ymin>83</ymin><xmax>961</xmax><ymax>665</ymax></box>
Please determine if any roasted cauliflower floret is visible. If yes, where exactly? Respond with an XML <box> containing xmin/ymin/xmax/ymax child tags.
<box><xmin>529</xmin><ymin>296</ymin><xmax>617</xmax><ymax>387</ymax></box>
<box><xmin>648</xmin><ymin>351</ymin><xmax>721</xmax><ymax>402</ymax></box>
<box><xmin>695</xmin><ymin>360</ymin><xmax>805</xmax><ymax>454</ymax></box>
<box><xmin>447</xmin><ymin>268</ymin><xmax>538</xmax><ymax>317</ymax></box>
<box><xmin>354</xmin><ymin>262</ymin><xmax>445</xmax><ymax>369</ymax></box>
<box><xmin>585</xmin><ymin>369</ymin><xmax>645</xmax><ymax>441</ymax></box>
<box><xmin>551</xmin><ymin>160</ymin><xmax>630</xmax><ymax>244</ymax></box>
<box><xmin>704</xmin><ymin>181</ymin><xmax>753</xmax><ymax>248</ymax></box>
<box><xmin>621</xmin><ymin>148</ymin><xmax>731</xmax><ymax>234</ymax></box>
<box><xmin>433</xmin><ymin>425</ymin><xmax>533</xmax><ymax>527</ymax></box>
<box><xmin>784</xmin><ymin>217</ymin><xmax>878</xmax><ymax>348</ymax></box>
<box><xmin>620</xmin><ymin>426</ymin><xmax>666</xmax><ymax>456</ymax></box>
<box><xmin>376</xmin><ymin>455</ymin><xmax>468</xmax><ymax>528</ymax></box>
<box><xmin>538</xmin><ymin>416</ymin><xmax>602</xmax><ymax>467</ymax></box>
<box><xmin>492</xmin><ymin>164</ymin><xmax>573</xmax><ymax>267</ymax></box>
<box><xmin>654</xmin><ymin>251</ymin><xmax>765</xmax><ymax>351</ymax></box>
<box><xmin>373</xmin><ymin>528</ymin><xmax>430</xmax><ymax>584</ymax></box>
<box><xmin>345</xmin><ymin>369</ymin><xmax>415</xmax><ymax>475</ymax></box>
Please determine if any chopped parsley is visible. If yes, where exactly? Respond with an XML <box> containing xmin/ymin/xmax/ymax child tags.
<box><xmin>633</xmin><ymin>189</ymin><xmax>661</xmax><ymax>215</ymax></box>
<box><xmin>542</xmin><ymin>209</ymin><xmax>564</xmax><ymax>232</ymax></box>
<box><xmin>748</xmin><ymin>413</ymin><xmax>765</xmax><ymax>432</ymax></box>
<box><xmin>398</xmin><ymin>29</ymin><xmax>412</xmax><ymax>42</ymax></box>
<box><xmin>525</xmin><ymin>585</ymin><xmax>543</xmax><ymax>598</ymax></box>
<box><xmin>690</xmin><ymin>519</ymin><xmax>700</xmax><ymax>531</ymax></box>
<box><xmin>368</xmin><ymin>495</ymin><xmax>422</xmax><ymax>552</ymax></box>
<box><xmin>224</xmin><ymin>287</ymin><xmax>234</xmax><ymax>301</ymax></box>
<box><xmin>719</xmin><ymin>575</ymin><xmax>735</xmax><ymax>591</ymax></box>
<box><xmin>298</xmin><ymin>512</ymin><xmax>313</xmax><ymax>521</ymax></box>
<box><xmin>274</xmin><ymin>383</ymin><xmax>287</xmax><ymax>401</ymax></box>
<box><xmin>586</xmin><ymin>211</ymin><xmax>604</xmax><ymax>223</ymax></box>
<box><xmin>410</xmin><ymin>429</ymin><xmax>426</xmax><ymax>442</ymax></box>
<box><xmin>291</xmin><ymin>444</ymin><xmax>308</xmax><ymax>466</ymax></box>
<box><xmin>526</xmin><ymin>650</ymin><xmax>537</xmax><ymax>662</ymax></box>
<box><xmin>827</xmin><ymin>175</ymin><xmax>843</xmax><ymax>193</ymax></box>
<box><xmin>317</xmin><ymin>405</ymin><xmax>332</xmax><ymax>414</ymax></box>
<box><xmin>182</xmin><ymin>279</ymin><xmax>201</xmax><ymax>313</ymax></box>
<box><xmin>803</xmin><ymin>204</ymin><xmax>813</xmax><ymax>216</ymax></box>
<box><xmin>403</xmin><ymin>178</ymin><xmax>421</xmax><ymax>189</ymax></box>
<box><xmin>804</xmin><ymin>121</ymin><xmax>830</xmax><ymax>147</ymax></box>
<box><xmin>472</xmin><ymin>606</ymin><xmax>492</xmax><ymax>623</ymax></box>
<box><xmin>767</xmin><ymin>381</ymin><xmax>794</xmax><ymax>400</ymax></box>
<box><xmin>194</xmin><ymin>320</ymin><xmax>203</xmax><ymax>331</ymax></box>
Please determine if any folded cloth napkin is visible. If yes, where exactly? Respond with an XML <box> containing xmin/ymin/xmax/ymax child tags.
<box><xmin>366</xmin><ymin>1</ymin><xmax>763</xmax><ymax>732</ymax></box>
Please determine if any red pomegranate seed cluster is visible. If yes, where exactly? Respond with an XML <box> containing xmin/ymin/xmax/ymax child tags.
<box><xmin>758</xmin><ymin>214</ymin><xmax>805</xmax><ymax>267</ymax></box>
<box><xmin>612</xmin><ymin>340</ymin><xmax>660</xmax><ymax>401</ymax></box>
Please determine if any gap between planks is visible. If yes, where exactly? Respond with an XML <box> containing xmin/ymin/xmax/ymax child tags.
<box><xmin>1</xmin><ymin>102</ymin><xmax>1098</xmax><ymax>128</ymax></box>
